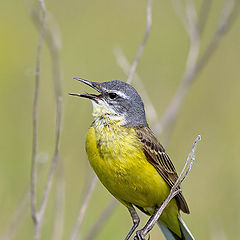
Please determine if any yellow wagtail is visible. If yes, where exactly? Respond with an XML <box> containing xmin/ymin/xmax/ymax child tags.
<box><xmin>70</xmin><ymin>78</ymin><xmax>194</xmax><ymax>240</ymax></box>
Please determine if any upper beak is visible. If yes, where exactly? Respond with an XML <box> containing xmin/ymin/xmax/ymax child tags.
<box><xmin>69</xmin><ymin>78</ymin><xmax>102</xmax><ymax>100</ymax></box>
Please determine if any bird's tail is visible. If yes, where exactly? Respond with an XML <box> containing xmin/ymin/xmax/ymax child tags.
<box><xmin>157</xmin><ymin>216</ymin><xmax>195</xmax><ymax>240</ymax></box>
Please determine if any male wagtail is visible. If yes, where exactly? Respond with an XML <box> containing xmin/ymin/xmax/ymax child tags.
<box><xmin>70</xmin><ymin>79</ymin><xmax>194</xmax><ymax>240</ymax></box>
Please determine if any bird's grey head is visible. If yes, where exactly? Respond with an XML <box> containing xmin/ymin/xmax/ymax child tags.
<box><xmin>69</xmin><ymin>78</ymin><xmax>147</xmax><ymax>127</ymax></box>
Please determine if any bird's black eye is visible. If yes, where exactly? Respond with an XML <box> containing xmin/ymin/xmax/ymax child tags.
<box><xmin>109</xmin><ymin>92</ymin><xmax>118</xmax><ymax>99</ymax></box>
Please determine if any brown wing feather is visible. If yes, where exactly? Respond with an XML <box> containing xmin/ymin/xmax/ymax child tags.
<box><xmin>135</xmin><ymin>126</ymin><xmax>190</xmax><ymax>214</ymax></box>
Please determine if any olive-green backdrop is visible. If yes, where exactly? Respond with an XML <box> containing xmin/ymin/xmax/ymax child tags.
<box><xmin>0</xmin><ymin>0</ymin><xmax>239</xmax><ymax>239</ymax></box>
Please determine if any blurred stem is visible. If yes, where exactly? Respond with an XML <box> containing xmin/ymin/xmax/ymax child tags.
<box><xmin>127</xmin><ymin>0</ymin><xmax>152</xmax><ymax>84</ymax></box>
<box><xmin>30</xmin><ymin>1</ymin><xmax>46</xmax><ymax>239</ymax></box>
<box><xmin>69</xmin><ymin>175</ymin><xmax>97</xmax><ymax>240</ymax></box>
<box><xmin>30</xmin><ymin>1</ymin><xmax>63</xmax><ymax>239</ymax></box>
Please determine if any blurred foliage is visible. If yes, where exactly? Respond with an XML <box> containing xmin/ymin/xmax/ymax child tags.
<box><xmin>0</xmin><ymin>0</ymin><xmax>240</xmax><ymax>239</ymax></box>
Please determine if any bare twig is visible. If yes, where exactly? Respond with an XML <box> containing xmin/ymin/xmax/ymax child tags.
<box><xmin>31</xmin><ymin>7</ymin><xmax>63</xmax><ymax>99</ymax></box>
<box><xmin>30</xmin><ymin>0</ymin><xmax>46</xmax><ymax>236</ymax></box>
<box><xmin>30</xmin><ymin>2</ymin><xmax>63</xmax><ymax>239</ymax></box>
<box><xmin>153</xmin><ymin>0</ymin><xmax>239</xmax><ymax>135</ymax></box>
<box><xmin>196</xmin><ymin>0</ymin><xmax>239</xmax><ymax>75</ymax></box>
<box><xmin>85</xmin><ymin>199</ymin><xmax>118</xmax><ymax>240</ymax></box>
<box><xmin>137</xmin><ymin>135</ymin><xmax>201</xmax><ymax>238</ymax></box>
<box><xmin>70</xmin><ymin>175</ymin><xmax>98</xmax><ymax>240</ymax></box>
<box><xmin>36</xmin><ymin>11</ymin><xmax>63</xmax><ymax>229</ymax></box>
<box><xmin>127</xmin><ymin>0</ymin><xmax>152</xmax><ymax>84</ymax></box>
<box><xmin>154</xmin><ymin>0</ymin><xmax>199</xmax><ymax>135</ymax></box>
<box><xmin>114</xmin><ymin>46</ymin><xmax>158</xmax><ymax>123</ymax></box>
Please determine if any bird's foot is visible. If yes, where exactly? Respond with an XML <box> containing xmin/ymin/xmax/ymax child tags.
<box><xmin>134</xmin><ymin>230</ymin><xmax>150</xmax><ymax>240</ymax></box>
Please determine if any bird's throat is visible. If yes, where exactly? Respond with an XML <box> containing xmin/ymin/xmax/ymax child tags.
<box><xmin>91</xmin><ymin>100</ymin><xmax>126</xmax><ymax>126</ymax></box>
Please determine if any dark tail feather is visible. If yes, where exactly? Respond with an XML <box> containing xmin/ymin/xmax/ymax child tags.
<box><xmin>157</xmin><ymin>216</ymin><xmax>195</xmax><ymax>240</ymax></box>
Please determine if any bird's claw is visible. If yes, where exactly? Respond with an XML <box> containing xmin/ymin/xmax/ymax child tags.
<box><xmin>134</xmin><ymin>230</ymin><xmax>150</xmax><ymax>240</ymax></box>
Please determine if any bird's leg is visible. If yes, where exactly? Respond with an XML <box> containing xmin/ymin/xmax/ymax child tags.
<box><xmin>125</xmin><ymin>205</ymin><xmax>140</xmax><ymax>240</ymax></box>
<box><xmin>134</xmin><ymin>206</ymin><xmax>160</xmax><ymax>240</ymax></box>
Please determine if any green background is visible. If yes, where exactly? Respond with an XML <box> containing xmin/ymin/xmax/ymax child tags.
<box><xmin>0</xmin><ymin>0</ymin><xmax>240</xmax><ymax>239</ymax></box>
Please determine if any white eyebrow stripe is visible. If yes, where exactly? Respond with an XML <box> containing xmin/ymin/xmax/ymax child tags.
<box><xmin>101</xmin><ymin>86</ymin><xmax>129</xmax><ymax>99</ymax></box>
<box><xmin>110</xmin><ymin>90</ymin><xmax>129</xmax><ymax>99</ymax></box>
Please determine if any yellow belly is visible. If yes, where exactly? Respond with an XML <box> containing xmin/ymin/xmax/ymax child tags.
<box><xmin>86</xmin><ymin>124</ymin><xmax>180</xmax><ymax>236</ymax></box>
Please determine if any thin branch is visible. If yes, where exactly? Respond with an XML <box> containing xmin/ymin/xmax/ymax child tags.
<box><xmin>30</xmin><ymin>2</ymin><xmax>63</xmax><ymax>239</ymax></box>
<box><xmin>153</xmin><ymin>0</ymin><xmax>199</xmax><ymax>135</ymax></box>
<box><xmin>127</xmin><ymin>0</ymin><xmax>152</xmax><ymax>84</ymax></box>
<box><xmin>137</xmin><ymin>135</ymin><xmax>201</xmax><ymax>238</ymax></box>
<box><xmin>31</xmin><ymin>7</ymin><xmax>63</xmax><ymax>99</ymax></box>
<box><xmin>196</xmin><ymin>0</ymin><xmax>239</xmax><ymax>75</ymax></box>
<box><xmin>153</xmin><ymin>0</ymin><xmax>239</xmax><ymax>135</ymax></box>
<box><xmin>85</xmin><ymin>199</ymin><xmax>118</xmax><ymax>240</ymax></box>
<box><xmin>114</xmin><ymin>46</ymin><xmax>158</xmax><ymax>123</ymax></box>
<box><xmin>36</xmin><ymin>10</ymin><xmax>63</xmax><ymax>225</ymax></box>
<box><xmin>69</xmin><ymin>175</ymin><xmax>98</xmax><ymax>240</ymax></box>
<box><xmin>30</xmin><ymin>0</ymin><xmax>46</xmax><ymax>232</ymax></box>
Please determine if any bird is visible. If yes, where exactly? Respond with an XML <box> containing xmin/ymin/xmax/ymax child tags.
<box><xmin>69</xmin><ymin>78</ymin><xmax>195</xmax><ymax>240</ymax></box>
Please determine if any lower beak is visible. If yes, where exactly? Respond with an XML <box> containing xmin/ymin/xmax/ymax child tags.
<box><xmin>69</xmin><ymin>92</ymin><xmax>100</xmax><ymax>100</ymax></box>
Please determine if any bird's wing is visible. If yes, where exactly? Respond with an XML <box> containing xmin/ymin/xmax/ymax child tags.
<box><xmin>135</xmin><ymin>126</ymin><xmax>190</xmax><ymax>214</ymax></box>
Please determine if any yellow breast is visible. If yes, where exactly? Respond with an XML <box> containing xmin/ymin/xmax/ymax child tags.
<box><xmin>86</xmin><ymin>122</ymin><xmax>169</xmax><ymax>208</ymax></box>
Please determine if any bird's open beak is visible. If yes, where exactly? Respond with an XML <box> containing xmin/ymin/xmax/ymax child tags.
<box><xmin>69</xmin><ymin>78</ymin><xmax>102</xmax><ymax>100</ymax></box>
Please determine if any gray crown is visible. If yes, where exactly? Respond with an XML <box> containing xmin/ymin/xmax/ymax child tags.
<box><xmin>100</xmin><ymin>80</ymin><xmax>148</xmax><ymax>127</ymax></box>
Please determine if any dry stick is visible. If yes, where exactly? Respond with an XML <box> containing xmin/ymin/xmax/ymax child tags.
<box><xmin>127</xmin><ymin>0</ymin><xmax>152</xmax><ymax>84</ymax></box>
<box><xmin>114</xmin><ymin>46</ymin><xmax>158</xmax><ymax>123</ymax></box>
<box><xmin>30</xmin><ymin>1</ymin><xmax>46</xmax><ymax>239</ymax></box>
<box><xmin>70</xmin><ymin>175</ymin><xmax>98</xmax><ymax>240</ymax></box>
<box><xmin>153</xmin><ymin>0</ymin><xmax>239</xmax><ymax>135</ymax></box>
<box><xmin>137</xmin><ymin>135</ymin><xmax>201</xmax><ymax>239</ymax></box>
<box><xmin>30</xmin><ymin>2</ymin><xmax>64</xmax><ymax>240</ymax></box>
<box><xmin>31</xmin><ymin>8</ymin><xmax>63</xmax><ymax>99</ymax></box>
<box><xmin>32</xmin><ymin>11</ymin><xmax>65</xmax><ymax>240</ymax></box>
<box><xmin>196</xmin><ymin>0</ymin><xmax>239</xmax><ymax>75</ymax></box>
<box><xmin>153</xmin><ymin>0</ymin><xmax>199</xmax><ymax>135</ymax></box>
<box><xmin>84</xmin><ymin>199</ymin><xmax>118</xmax><ymax>240</ymax></box>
